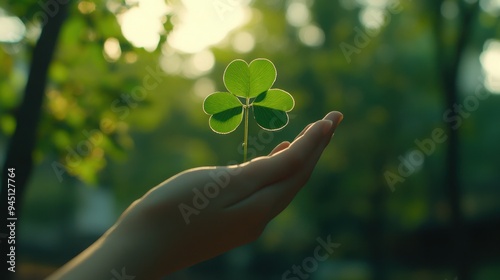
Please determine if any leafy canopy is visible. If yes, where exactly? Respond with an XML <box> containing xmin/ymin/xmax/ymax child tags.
<box><xmin>203</xmin><ymin>58</ymin><xmax>294</xmax><ymax>134</ymax></box>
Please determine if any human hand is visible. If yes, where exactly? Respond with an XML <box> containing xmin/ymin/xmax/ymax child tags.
<box><xmin>49</xmin><ymin>111</ymin><xmax>343</xmax><ymax>280</ymax></box>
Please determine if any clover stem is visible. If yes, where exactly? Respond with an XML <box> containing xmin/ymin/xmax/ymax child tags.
<box><xmin>243</xmin><ymin>97</ymin><xmax>250</xmax><ymax>162</ymax></box>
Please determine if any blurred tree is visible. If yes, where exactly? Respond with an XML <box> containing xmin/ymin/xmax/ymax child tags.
<box><xmin>1</xmin><ymin>2</ymin><xmax>70</xmax><ymax>280</ymax></box>
<box><xmin>431</xmin><ymin>1</ymin><xmax>479</xmax><ymax>279</ymax></box>
<box><xmin>0</xmin><ymin>0</ymin><xmax>499</xmax><ymax>279</ymax></box>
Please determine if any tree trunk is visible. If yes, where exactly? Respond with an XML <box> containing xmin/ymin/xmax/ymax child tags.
<box><xmin>432</xmin><ymin>2</ymin><xmax>479</xmax><ymax>279</ymax></box>
<box><xmin>1</xmin><ymin>2</ymin><xmax>71</xmax><ymax>279</ymax></box>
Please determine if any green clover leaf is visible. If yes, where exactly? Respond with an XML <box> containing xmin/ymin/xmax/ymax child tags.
<box><xmin>203</xmin><ymin>58</ymin><xmax>295</xmax><ymax>161</ymax></box>
<box><xmin>253</xmin><ymin>89</ymin><xmax>294</xmax><ymax>130</ymax></box>
<box><xmin>224</xmin><ymin>59</ymin><xmax>277</xmax><ymax>98</ymax></box>
<box><xmin>203</xmin><ymin>92</ymin><xmax>243</xmax><ymax>134</ymax></box>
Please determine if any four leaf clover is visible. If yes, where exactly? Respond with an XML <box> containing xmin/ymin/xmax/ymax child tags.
<box><xmin>203</xmin><ymin>58</ymin><xmax>294</xmax><ymax>161</ymax></box>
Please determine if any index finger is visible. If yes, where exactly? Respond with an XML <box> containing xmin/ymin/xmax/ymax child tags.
<box><xmin>250</xmin><ymin>111</ymin><xmax>342</xmax><ymax>183</ymax></box>
<box><xmin>242</xmin><ymin>112</ymin><xmax>342</xmax><ymax>187</ymax></box>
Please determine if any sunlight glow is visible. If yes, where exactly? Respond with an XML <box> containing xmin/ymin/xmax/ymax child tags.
<box><xmin>298</xmin><ymin>24</ymin><xmax>325</xmax><ymax>47</ymax></box>
<box><xmin>357</xmin><ymin>0</ymin><xmax>394</xmax><ymax>30</ymax></box>
<box><xmin>191</xmin><ymin>50</ymin><xmax>215</xmax><ymax>73</ymax></box>
<box><xmin>480</xmin><ymin>0</ymin><xmax>500</xmax><ymax>15</ymax></box>
<box><xmin>0</xmin><ymin>15</ymin><xmax>25</xmax><ymax>43</ymax></box>
<box><xmin>480</xmin><ymin>39</ymin><xmax>500</xmax><ymax>94</ymax></box>
<box><xmin>166</xmin><ymin>0</ymin><xmax>251</xmax><ymax>53</ymax></box>
<box><xmin>160</xmin><ymin>51</ymin><xmax>183</xmax><ymax>75</ymax></box>
<box><xmin>103</xmin><ymin>37</ymin><xmax>122</xmax><ymax>62</ymax></box>
<box><xmin>232</xmin><ymin>31</ymin><xmax>255</xmax><ymax>53</ymax></box>
<box><xmin>78</xmin><ymin>1</ymin><xmax>96</xmax><ymax>14</ymax></box>
<box><xmin>359</xmin><ymin>6</ymin><xmax>386</xmax><ymax>30</ymax></box>
<box><xmin>193</xmin><ymin>77</ymin><xmax>216</xmax><ymax>98</ymax></box>
<box><xmin>124</xmin><ymin>52</ymin><xmax>138</xmax><ymax>63</ymax></box>
<box><xmin>179</xmin><ymin>50</ymin><xmax>216</xmax><ymax>79</ymax></box>
<box><xmin>286</xmin><ymin>2</ymin><xmax>310</xmax><ymax>27</ymax></box>
<box><xmin>118</xmin><ymin>0</ymin><xmax>170</xmax><ymax>52</ymax></box>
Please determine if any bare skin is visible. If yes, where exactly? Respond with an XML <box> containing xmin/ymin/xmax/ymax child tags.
<box><xmin>48</xmin><ymin>111</ymin><xmax>343</xmax><ymax>280</ymax></box>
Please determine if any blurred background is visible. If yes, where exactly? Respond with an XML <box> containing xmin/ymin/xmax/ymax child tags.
<box><xmin>0</xmin><ymin>0</ymin><xmax>499</xmax><ymax>279</ymax></box>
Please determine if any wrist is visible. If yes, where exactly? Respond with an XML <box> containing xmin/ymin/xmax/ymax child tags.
<box><xmin>104</xmin><ymin>201</ymin><xmax>168</xmax><ymax>279</ymax></box>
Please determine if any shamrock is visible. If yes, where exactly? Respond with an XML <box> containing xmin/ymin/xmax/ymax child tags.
<box><xmin>203</xmin><ymin>58</ymin><xmax>295</xmax><ymax>161</ymax></box>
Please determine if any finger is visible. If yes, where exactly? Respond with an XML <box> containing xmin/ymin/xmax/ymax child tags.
<box><xmin>266</xmin><ymin>111</ymin><xmax>342</xmax><ymax>163</ymax></box>
<box><xmin>225</xmin><ymin>137</ymin><xmax>328</xmax><ymax>220</ymax></box>
<box><xmin>294</xmin><ymin>123</ymin><xmax>312</xmax><ymax>141</ymax></box>
<box><xmin>268</xmin><ymin>141</ymin><xmax>290</xmax><ymax>156</ymax></box>
<box><xmin>253</xmin><ymin>111</ymin><xmax>343</xmax><ymax>186</ymax></box>
<box><xmin>226</xmin><ymin>112</ymin><xmax>343</xmax><ymax>215</ymax></box>
<box><xmin>323</xmin><ymin>111</ymin><xmax>343</xmax><ymax>122</ymax></box>
<box><xmin>230</xmin><ymin>126</ymin><xmax>332</xmax><ymax>216</ymax></box>
<box><xmin>322</xmin><ymin>111</ymin><xmax>343</xmax><ymax>136</ymax></box>
<box><xmin>292</xmin><ymin>111</ymin><xmax>342</xmax><ymax>141</ymax></box>
<box><xmin>222</xmin><ymin>120</ymin><xmax>329</xmax><ymax>207</ymax></box>
<box><xmin>292</xmin><ymin>111</ymin><xmax>343</xmax><ymax>177</ymax></box>
<box><xmin>265</xmin><ymin>112</ymin><xmax>343</xmax><ymax>217</ymax></box>
<box><xmin>223</xmin><ymin>112</ymin><xmax>342</xmax><ymax>206</ymax></box>
<box><xmin>225</xmin><ymin>120</ymin><xmax>332</xmax><ymax>205</ymax></box>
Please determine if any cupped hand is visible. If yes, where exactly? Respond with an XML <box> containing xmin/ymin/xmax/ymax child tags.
<box><xmin>49</xmin><ymin>111</ymin><xmax>343</xmax><ymax>280</ymax></box>
<box><xmin>117</xmin><ymin>111</ymin><xmax>342</xmax><ymax>276</ymax></box>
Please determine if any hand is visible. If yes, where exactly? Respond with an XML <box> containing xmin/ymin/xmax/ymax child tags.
<box><xmin>49</xmin><ymin>111</ymin><xmax>343</xmax><ymax>280</ymax></box>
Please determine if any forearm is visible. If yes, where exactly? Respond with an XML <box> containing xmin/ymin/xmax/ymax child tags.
<box><xmin>48</xmin><ymin>203</ymin><xmax>169</xmax><ymax>280</ymax></box>
<box><xmin>48</xmin><ymin>187</ymin><xmax>218</xmax><ymax>280</ymax></box>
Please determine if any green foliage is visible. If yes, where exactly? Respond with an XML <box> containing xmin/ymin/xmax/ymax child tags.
<box><xmin>1</xmin><ymin>1</ymin><xmax>500</xmax><ymax>278</ymax></box>
<box><xmin>203</xmin><ymin>59</ymin><xmax>294</xmax><ymax>161</ymax></box>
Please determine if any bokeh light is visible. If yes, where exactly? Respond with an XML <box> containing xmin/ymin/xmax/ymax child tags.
<box><xmin>117</xmin><ymin>0</ymin><xmax>170</xmax><ymax>51</ymax></box>
<box><xmin>298</xmin><ymin>24</ymin><xmax>325</xmax><ymax>47</ymax></box>
<box><xmin>231</xmin><ymin>31</ymin><xmax>255</xmax><ymax>53</ymax></box>
<box><xmin>480</xmin><ymin>39</ymin><xmax>500</xmax><ymax>94</ymax></box>
<box><xmin>0</xmin><ymin>14</ymin><xmax>25</xmax><ymax>43</ymax></box>
<box><xmin>286</xmin><ymin>2</ymin><xmax>310</xmax><ymax>27</ymax></box>
<box><xmin>166</xmin><ymin>0</ymin><xmax>251</xmax><ymax>53</ymax></box>
<box><xmin>103</xmin><ymin>37</ymin><xmax>121</xmax><ymax>62</ymax></box>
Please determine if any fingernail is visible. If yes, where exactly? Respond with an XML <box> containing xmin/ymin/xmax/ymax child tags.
<box><xmin>335</xmin><ymin>113</ymin><xmax>344</xmax><ymax>126</ymax></box>
<box><xmin>330</xmin><ymin>112</ymin><xmax>343</xmax><ymax>127</ymax></box>
<box><xmin>330</xmin><ymin>113</ymin><xmax>343</xmax><ymax>140</ymax></box>
<box><xmin>323</xmin><ymin>111</ymin><xmax>344</xmax><ymax>127</ymax></box>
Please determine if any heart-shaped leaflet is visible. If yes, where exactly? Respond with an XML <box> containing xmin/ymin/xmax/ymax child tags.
<box><xmin>203</xmin><ymin>58</ymin><xmax>294</xmax><ymax>134</ymax></box>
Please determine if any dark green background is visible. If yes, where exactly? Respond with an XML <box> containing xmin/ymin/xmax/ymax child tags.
<box><xmin>0</xmin><ymin>0</ymin><xmax>499</xmax><ymax>279</ymax></box>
